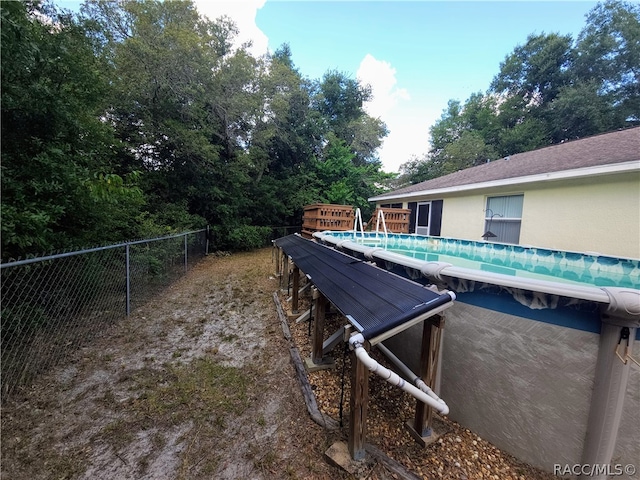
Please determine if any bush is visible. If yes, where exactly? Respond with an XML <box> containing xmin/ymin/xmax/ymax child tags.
<box><xmin>220</xmin><ymin>225</ymin><xmax>272</xmax><ymax>251</ymax></box>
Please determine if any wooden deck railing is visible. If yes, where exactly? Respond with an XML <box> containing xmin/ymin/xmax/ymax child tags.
<box><xmin>302</xmin><ymin>204</ymin><xmax>354</xmax><ymax>238</ymax></box>
<box><xmin>368</xmin><ymin>207</ymin><xmax>411</xmax><ymax>233</ymax></box>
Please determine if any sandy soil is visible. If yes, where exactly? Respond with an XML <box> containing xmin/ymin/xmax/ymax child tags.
<box><xmin>1</xmin><ymin>247</ymin><xmax>556</xmax><ymax>480</ymax></box>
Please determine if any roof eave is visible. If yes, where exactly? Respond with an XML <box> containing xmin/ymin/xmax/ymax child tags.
<box><xmin>369</xmin><ymin>160</ymin><xmax>640</xmax><ymax>202</ymax></box>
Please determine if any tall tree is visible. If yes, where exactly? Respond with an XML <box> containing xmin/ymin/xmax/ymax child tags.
<box><xmin>312</xmin><ymin>135</ymin><xmax>393</xmax><ymax>217</ymax></box>
<box><xmin>1</xmin><ymin>0</ymin><xmax>142</xmax><ymax>260</ymax></box>
<box><xmin>402</xmin><ymin>1</ymin><xmax>639</xmax><ymax>186</ymax></box>
<box><xmin>83</xmin><ymin>0</ymin><xmax>263</xmax><ymax>231</ymax></box>
<box><xmin>490</xmin><ymin>32</ymin><xmax>574</xmax><ymax>106</ymax></box>
<box><xmin>244</xmin><ymin>44</ymin><xmax>322</xmax><ymax>227</ymax></box>
<box><xmin>573</xmin><ymin>0</ymin><xmax>640</xmax><ymax>126</ymax></box>
<box><xmin>314</xmin><ymin>70</ymin><xmax>387</xmax><ymax>164</ymax></box>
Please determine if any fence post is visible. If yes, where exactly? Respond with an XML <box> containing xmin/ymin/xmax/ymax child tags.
<box><xmin>125</xmin><ymin>243</ymin><xmax>131</xmax><ymax>316</ymax></box>
<box><xmin>184</xmin><ymin>234</ymin><xmax>188</xmax><ymax>272</ymax></box>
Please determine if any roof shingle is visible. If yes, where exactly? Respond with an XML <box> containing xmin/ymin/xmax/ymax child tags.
<box><xmin>378</xmin><ymin>127</ymin><xmax>640</xmax><ymax>199</ymax></box>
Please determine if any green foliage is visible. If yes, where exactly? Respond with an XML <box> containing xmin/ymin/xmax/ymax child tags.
<box><xmin>1</xmin><ymin>0</ymin><xmax>393</xmax><ymax>256</ymax></box>
<box><xmin>9</xmin><ymin>0</ymin><xmax>634</xmax><ymax>254</ymax></box>
<box><xmin>312</xmin><ymin>137</ymin><xmax>394</xmax><ymax>218</ymax></box>
<box><xmin>314</xmin><ymin>70</ymin><xmax>388</xmax><ymax>165</ymax></box>
<box><xmin>121</xmin><ymin>358</ymin><xmax>248</xmax><ymax>423</ymax></box>
<box><xmin>402</xmin><ymin>0</ymin><xmax>639</xmax><ymax>185</ymax></box>
<box><xmin>215</xmin><ymin>225</ymin><xmax>272</xmax><ymax>251</ymax></box>
<box><xmin>0</xmin><ymin>1</ymin><xmax>145</xmax><ymax>259</ymax></box>
<box><xmin>574</xmin><ymin>0</ymin><xmax>640</xmax><ymax>123</ymax></box>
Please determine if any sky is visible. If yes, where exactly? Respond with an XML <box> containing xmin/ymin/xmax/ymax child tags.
<box><xmin>58</xmin><ymin>0</ymin><xmax>600</xmax><ymax>173</ymax></box>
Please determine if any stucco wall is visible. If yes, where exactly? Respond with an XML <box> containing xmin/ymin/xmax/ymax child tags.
<box><xmin>438</xmin><ymin>194</ymin><xmax>487</xmax><ymax>241</ymax></box>
<box><xmin>520</xmin><ymin>175</ymin><xmax>640</xmax><ymax>258</ymax></box>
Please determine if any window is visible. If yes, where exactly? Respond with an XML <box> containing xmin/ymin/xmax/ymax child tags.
<box><xmin>484</xmin><ymin>195</ymin><xmax>523</xmax><ymax>244</ymax></box>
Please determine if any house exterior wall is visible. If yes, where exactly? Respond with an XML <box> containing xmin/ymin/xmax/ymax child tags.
<box><xmin>383</xmin><ymin>171</ymin><xmax>640</xmax><ymax>259</ymax></box>
<box><xmin>520</xmin><ymin>174</ymin><xmax>640</xmax><ymax>259</ymax></box>
<box><xmin>438</xmin><ymin>194</ymin><xmax>487</xmax><ymax>241</ymax></box>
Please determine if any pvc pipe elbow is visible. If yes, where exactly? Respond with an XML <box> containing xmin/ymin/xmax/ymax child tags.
<box><xmin>349</xmin><ymin>333</ymin><xmax>365</xmax><ymax>348</ymax></box>
<box><xmin>601</xmin><ymin>287</ymin><xmax>640</xmax><ymax>322</ymax></box>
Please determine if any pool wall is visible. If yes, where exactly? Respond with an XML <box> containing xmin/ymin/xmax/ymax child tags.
<box><xmin>314</xmin><ymin>231</ymin><xmax>640</xmax><ymax>476</ymax></box>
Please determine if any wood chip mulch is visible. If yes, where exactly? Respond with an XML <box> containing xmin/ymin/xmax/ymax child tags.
<box><xmin>276</xmin><ymin>285</ymin><xmax>557</xmax><ymax>480</ymax></box>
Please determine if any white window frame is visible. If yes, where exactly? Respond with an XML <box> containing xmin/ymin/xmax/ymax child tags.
<box><xmin>484</xmin><ymin>194</ymin><xmax>524</xmax><ymax>244</ymax></box>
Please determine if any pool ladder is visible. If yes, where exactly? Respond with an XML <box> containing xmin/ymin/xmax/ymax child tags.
<box><xmin>353</xmin><ymin>208</ymin><xmax>388</xmax><ymax>239</ymax></box>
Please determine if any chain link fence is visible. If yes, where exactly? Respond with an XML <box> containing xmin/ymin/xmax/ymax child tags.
<box><xmin>0</xmin><ymin>229</ymin><xmax>208</xmax><ymax>402</ymax></box>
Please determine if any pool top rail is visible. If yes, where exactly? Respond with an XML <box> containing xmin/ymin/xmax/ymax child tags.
<box><xmin>313</xmin><ymin>231</ymin><xmax>640</xmax><ymax>324</ymax></box>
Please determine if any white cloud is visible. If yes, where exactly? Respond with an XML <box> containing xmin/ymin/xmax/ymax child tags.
<box><xmin>357</xmin><ymin>54</ymin><xmax>428</xmax><ymax>173</ymax></box>
<box><xmin>379</xmin><ymin>112</ymin><xmax>433</xmax><ymax>173</ymax></box>
<box><xmin>357</xmin><ymin>54</ymin><xmax>409</xmax><ymax>119</ymax></box>
<box><xmin>193</xmin><ymin>0</ymin><xmax>269</xmax><ymax>57</ymax></box>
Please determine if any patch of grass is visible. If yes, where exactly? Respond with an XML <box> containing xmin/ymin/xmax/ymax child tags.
<box><xmin>130</xmin><ymin>358</ymin><xmax>249</xmax><ymax>425</ymax></box>
<box><xmin>253</xmin><ymin>448</ymin><xmax>278</xmax><ymax>474</ymax></box>
<box><xmin>98</xmin><ymin>358</ymin><xmax>250</xmax><ymax>472</ymax></box>
<box><xmin>40</xmin><ymin>448</ymin><xmax>86</xmax><ymax>480</ymax></box>
<box><xmin>101</xmin><ymin>418</ymin><xmax>135</xmax><ymax>451</ymax></box>
<box><xmin>220</xmin><ymin>333</ymin><xmax>238</xmax><ymax>343</ymax></box>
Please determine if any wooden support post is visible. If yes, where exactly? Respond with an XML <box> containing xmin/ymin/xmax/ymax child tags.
<box><xmin>274</xmin><ymin>246</ymin><xmax>281</xmax><ymax>276</ymax></box>
<box><xmin>312</xmin><ymin>289</ymin><xmax>326</xmax><ymax>364</ymax></box>
<box><xmin>349</xmin><ymin>345</ymin><xmax>369</xmax><ymax>461</ymax></box>
<box><xmin>282</xmin><ymin>255</ymin><xmax>290</xmax><ymax>292</ymax></box>
<box><xmin>291</xmin><ymin>265</ymin><xmax>300</xmax><ymax>314</ymax></box>
<box><xmin>412</xmin><ymin>315</ymin><xmax>444</xmax><ymax>442</ymax></box>
<box><xmin>305</xmin><ymin>289</ymin><xmax>335</xmax><ymax>372</ymax></box>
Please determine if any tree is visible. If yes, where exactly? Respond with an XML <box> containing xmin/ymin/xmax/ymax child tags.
<box><xmin>491</xmin><ymin>32</ymin><xmax>574</xmax><ymax>105</ymax></box>
<box><xmin>83</xmin><ymin>0</ymin><xmax>263</xmax><ymax>233</ymax></box>
<box><xmin>403</xmin><ymin>1</ymin><xmax>639</xmax><ymax>185</ymax></box>
<box><xmin>574</xmin><ymin>0</ymin><xmax>640</xmax><ymax>126</ymax></box>
<box><xmin>241</xmin><ymin>44</ymin><xmax>323</xmax><ymax>228</ymax></box>
<box><xmin>2</xmin><ymin>0</ymin><xmax>394</xmax><ymax>256</ymax></box>
<box><xmin>314</xmin><ymin>70</ymin><xmax>387</xmax><ymax>164</ymax></box>
<box><xmin>312</xmin><ymin>136</ymin><xmax>393</xmax><ymax>217</ymax></box>
<box><xmin>547</xmin><ymin>80</ymin><xmax>617</xmax><ymax>139</ymax></box>
<box><xmin>1</xmin><ymin>1</ymin><xmax>142</xmax><ymax>260</ymax></box>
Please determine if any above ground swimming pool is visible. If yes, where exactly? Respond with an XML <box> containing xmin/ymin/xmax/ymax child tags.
<box><xmin>313</xmin><ymin>231</ymin><xmax>640</xmax><ymax>335</ymax></box>
<box><xmin>316</xmin><ymin>231</ymin><xmax>639</xmax><ymax>289</ymax></box>
<box><xmin>311</xmin><ymin>230</ymin><xmax>639</xmax><ymax>472</ymax></box>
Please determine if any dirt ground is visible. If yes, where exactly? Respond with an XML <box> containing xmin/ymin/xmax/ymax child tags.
<box><xmin>1</xmin><ymin>247</ymin><xmax>556</xmax><ymax>479</ymax></box>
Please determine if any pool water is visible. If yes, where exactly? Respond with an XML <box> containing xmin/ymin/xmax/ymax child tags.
<box><xmin>320</xmin><ymin>232</ymin><xmax>640</xmax><ymax>290</ymax></box>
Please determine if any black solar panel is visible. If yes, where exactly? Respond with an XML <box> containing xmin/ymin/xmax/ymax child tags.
<box><xmin>275</xmin><ymin>234</ymin><xmax>452</xmax><ymax>340</ymax></box>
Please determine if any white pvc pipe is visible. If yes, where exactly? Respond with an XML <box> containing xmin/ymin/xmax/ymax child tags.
<box><xmin>377</xmin><ymin>342</ymin><xmax>440</xmax><ymax>401</ymax></box>
<box><xmin>349</xmin><ymin>333</ymin><xmax>450</xmax><ymax>415</ymax></box>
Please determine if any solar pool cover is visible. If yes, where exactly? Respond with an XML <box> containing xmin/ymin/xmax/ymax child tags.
<box><xmin>275</xmin><ymin>234</ymin><xmax>453</xmax><ymax>341</ymax></box>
